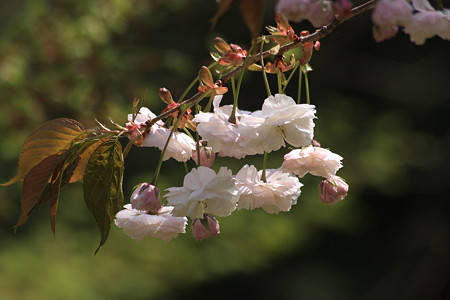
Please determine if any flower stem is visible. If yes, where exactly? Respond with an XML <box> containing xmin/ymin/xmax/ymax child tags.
<box><xmin>282</xmin><ymin>62</ymin><xmax>299</xmax><ymax>94</ymax></box>
<box><xmin>179</xmin><ymin>61</ymin><xmax>218</xmax><ymax>102</ymax></box>
<box><xmin>261</xmin><ymin>152</ymin><xmax>268</xmax><ymax>183</ymax></box>
<box><xmin>277</xmin><ymin>72</ymin><xmax>283</xmax><ymax>94</ymax></box>
<box><xmin>228</xmin><ymin>77</ymin><xmax>238</xmax><ymax>124</ymax></box>
<box><xmin>152</xmin><ymin>106</ymin><xmax>188</xmax><ymax>186</ymax></box>
<box><xmin>297</xmin><ymin>65</ymin><xmax>303</xmax><ymax>104</ymax></box>
<box><xmin>228</xmin><ymin>42</ymin><xmax>256</xmax><ymax>124</ymax></box>
<box><xmin>260</xmin><ymin>41</ymin><xmax>271</xmax><ymax>97</ymax></box>
<box><xmin>304</xmin><ymin>69</ymin><xmax>310</xmax><ymax>105</ymax></box>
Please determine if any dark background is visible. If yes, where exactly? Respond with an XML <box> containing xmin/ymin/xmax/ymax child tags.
<box><xmin>0</xmin><ymin>1</ymin><xmax>449</xmax><ymax>299</ymax></box>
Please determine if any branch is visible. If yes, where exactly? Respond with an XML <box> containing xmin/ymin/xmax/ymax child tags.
<box><xmin>148</xmin><ymin>0</ymin><xmax>375</xmax><ymax>127</ymax></box>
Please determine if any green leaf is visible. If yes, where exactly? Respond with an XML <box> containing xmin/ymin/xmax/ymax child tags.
<box><xmin>83</xmin><ymin>140</ymin><xmax>124</xmax><ymax>254</ymax></box>
<box><xmin>2</xmin><ymin>118</ymin><xmax>85</xmax><ymax>186</ymax></box>
<box><xmin>13</xmin><ymin>154</ymin><xmax>60</xmax><ymax>232</ymax></box>
<box><xmin>69</xmin><ymin>139</ymin><xmax>105</xmax><ymax>183</ymax></box>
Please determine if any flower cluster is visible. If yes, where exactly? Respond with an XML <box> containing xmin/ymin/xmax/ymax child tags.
<box><xmin>115</xmin><ymin>93</ymin><xmax>348</xmax><ymax>242</ymax></box>
<box><xmin>277</xmin><ymin>0</ymin><xmax>449</xmax><ymax>45</ymax></box>
<box><xmin>127</xmin><ymin>107</ymin><xmax>196</xmax><ymax>162</ymax></box>
<box><xmin>194</xmin><ymin>94</ymin><xmax>316</xmax><ymax>158</ymax></box>
<box><xmin>370</xmin><ymin>0</ymin><xmax>449</xmax><ymax>44</ymax></box>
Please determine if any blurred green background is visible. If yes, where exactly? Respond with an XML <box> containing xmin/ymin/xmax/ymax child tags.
<box><xmin>1</xmin><ymin>0</ymin><xmax>449</xmax><ymax>299</ymax></box>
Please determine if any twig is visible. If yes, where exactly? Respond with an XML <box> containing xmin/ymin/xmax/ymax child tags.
<box><xmin>147</xmin><ymin>0</ymin><xmax>375</xmax><ymax>127</ymax></box>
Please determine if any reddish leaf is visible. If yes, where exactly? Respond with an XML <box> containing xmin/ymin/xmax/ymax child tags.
<box><xmin>240</xmin><ymin>0</ymin><xmax>264</xmax><ymax>39</ymax></box>
<box><xmin>211</xmin><ymin>0</ymin><xmax>237</xmax><ymax>30</ymax></box>
<box><xmin>13</xmin><ymin>155</ymin><xmax>60</xmax><ymax>231</ymax></box>
<box><xmin>2</xmin><ymin>118</ymin><xmax>85</xmax><ymax>186</ymax></box>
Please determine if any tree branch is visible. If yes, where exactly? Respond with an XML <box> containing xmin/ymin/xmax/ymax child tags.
<box><xmin>147</xmin><ymin>0</ymin><xmax>375</xmax><ymax>127</ymax></box>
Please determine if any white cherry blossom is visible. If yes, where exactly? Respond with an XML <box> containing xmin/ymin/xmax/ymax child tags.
<box><xmin>242</xmin><ymin>94</ymin><xmax>316</xmax><ymax>153</ymax></box>
<box><xmin>142</xmin><ymin>126</ymin><xmax>196</xmax><ymax>162</ymax></box>
<box><xmin>282</xmin><ymin>146</ymin><xmax>343</xmax><ymax>178</ymax></box>
<box><xmin>115</xmin><ymin>204</ymin><xmax>187</xmax><ymax>241</ymax></box>
<box><xmin>235</xmin><ymin>165</ymin><xmax>302</xmax><ymax>214</ymax></box>
<box><xmin>165</xmin><ymin>166</ymin><xmax>240</xmax><ymax>219</ymax></box>
<box><xmin>127</xmin><ymin>107</ymin><xmax>159</xmax><ymax>127</ymax></box>
<box><xmin>194</xmin><ymin>95</ymin><xmax>264</xmax><ymax>158</ymax></box>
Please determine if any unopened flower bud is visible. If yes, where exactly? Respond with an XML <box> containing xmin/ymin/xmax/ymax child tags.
<box><xmin>192</xmin><ymin>144</ymin><xmax>216</xmax><ymax>168</ymax></box>
<box><xmin>319</xmin><ymin>175</ymin><xmax>349</xmax><ymax>204</ymax></box>
<box><xmin>130</xmin><ymin>183</ymin><xmax>162</xmax><ymax>213</ymax></box>
<box><xmin>213</xmin><ymin>37</ymin><xmax>232</xmax><ymax>54</ymax></box>
<box><xmin>192</xmin><ymin>215</ymin><xmax>220</xmax><ymax>241</ymax></box>
<box><xmin>159</xmin><ymin>87</ymin><xmax>175</xmax><ymax>105</ymax></box>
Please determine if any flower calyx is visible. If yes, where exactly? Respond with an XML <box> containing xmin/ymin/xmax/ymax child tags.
<box><xmin>198</xmin><ymin>66</ymin><xmax>228</xmax><ymax>96</ymax></box>
<box><xmin>213</xmin><ymin>37</ymin><xmax>248</xmax><ymax>67</ymax></box>
<box><xmin>299</xmin><ymin>31</ymin><xmax>320</xmax><ymax>66</ymax></box>
<box><xmin>159</xmin><ymin>88</ymin><xmax>194</xmax><ymax>130</ymax></box>
<box><xmin>265</xmin><ymin>54</ymin><xmax>296</xmax><ymax>74</ymax></box>
<box><xmin>266</xmin><ymin>13</ymin><xmax>299</xmax><ymax>44</ymax></box>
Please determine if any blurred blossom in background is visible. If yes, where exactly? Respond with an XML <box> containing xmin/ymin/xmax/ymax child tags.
<box><xmin>0</xmin><ymin>1</ymin><xmax>449</xmax><ymax>299</ymax></box>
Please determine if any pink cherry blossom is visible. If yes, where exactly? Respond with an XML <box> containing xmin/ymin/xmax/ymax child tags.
<box><xmin>404</xmin><ymin>0</ymin><xmax>450</xmax><ymax>44</ymax></box>
<box><xmin>371</xmin><ymin>0</ymin><xmax>413</xmax><ymax>42</ymax></box>
<box><xmin>276</xmin><ymin>0</ymin><xmax>334</xmax><ymax>27</ymax></box>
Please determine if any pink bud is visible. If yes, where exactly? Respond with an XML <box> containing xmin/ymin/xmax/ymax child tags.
<box><xmin>130</xmin><ymin>183</ymin><xmax>162</xmax><ymax>213</ymax></box>
<box><xmin>319</xmin><ymin>175</ymin><xmax>349</xmax><ymax>204</ymax></box>
<box><xmin>192</xmin><ymin>215</ymin><xmax>220</xmax><ymax>241</ymax></box>
<box><xmin>192</xmin><ymin>145</ymin><xmax>216</xmax><ymax>168</ymax></box>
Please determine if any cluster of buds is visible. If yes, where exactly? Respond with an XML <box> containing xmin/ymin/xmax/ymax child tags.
<box><xmin>197</xmin><ymin>66</ymin><xmax>228</xmax><ymax>96</ymax></box>
<box><xmin>212</xmin><ymin>37</ymin><xmax>248</xmax><ymax>67</ymax></box>
<box><xmin>159</xmin><ymin>88</ymin><xmax>194</xmax><ymax>130</ymax></box>
<box><xmin>266</xmin><ymin>13</ymin><xmax>299</xmax><ymax>44</ymax></box>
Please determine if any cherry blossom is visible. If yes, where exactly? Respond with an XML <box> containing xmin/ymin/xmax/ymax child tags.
<box><xmin>371</xmin><ymin>0</ymin><xmax>413</xmax><ymax>42</ymax></box>
<box><xmin>242</xmin><ymin>94</ymin><xmax>316</xmax><ymax>153</ymax></box>
<box><xmin>194</xmin><ymin>96</ymin><xmax>264</xmax><ymax>158</ymax></box>
<box><xmin>281</xmin><ymin>146</ymin><xmax>343</xmax><ymax>178</ymax></box>
<box><xmin>404</xmin><ymin>0</ymin><xmax>450</xmax><ymax>45</ymax></box>
<box><xmin>142</xmin><ymin>126</ymin><xmax>196</xmax><ymax>162</ymax></box>
<box><xmin>115</xmin><ymin>205</ymin><xmax>187</xmax><ymax>241</ymax></box>
<box><xmin>165</xmin><ymin>166</ymin><xmax>240</xmax><ymax>219</ymax></box>
<box><xmin>235</xmin><ymin>165</ymin><xmax>302</xmax><ymax>214</ymax></box>
<box><xmin>276</xmin><ymin>0</ymin><xmax>334</xmax><ymax>27</ymax></box>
